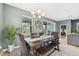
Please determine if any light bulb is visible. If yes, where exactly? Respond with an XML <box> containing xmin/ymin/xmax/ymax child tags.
<box><xmin>37</xmin><ymin>10</ymin><xmax>41</xmax><ymax>14</ymax></box>
<box><xmin>38</xmin><ymin>15</ymin><xmax>41</xmax><ymax>18</ymax></box>
<box><xmin>42</xmin><ymin>13</ymin><xmax>45</xmax><ymax>16</ymax></box>
<box><xmin>31</xmin><ymin>12</ymin><xmax>34</xmax><ymax>15</ymax></box>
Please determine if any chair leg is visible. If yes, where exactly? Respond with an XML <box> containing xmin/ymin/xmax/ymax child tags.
<box><xmin>54</xmin><ymin>44</ymin><xmax>60</xmax><ymax>51</ymax></box>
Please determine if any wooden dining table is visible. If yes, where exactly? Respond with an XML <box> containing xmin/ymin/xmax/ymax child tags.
<box><xmin>24</xmin><ymin>35</ymin><xmax>60</xmax><ymax>56</ymax></box>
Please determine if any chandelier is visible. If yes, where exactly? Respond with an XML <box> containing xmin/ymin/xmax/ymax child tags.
<box><xmin>31</xmin><ymin>10</ymin><xmax>45</xmax><ymax>34</ymax></box>
<box><xmin>31</xmin><ymin>10</ymin><xmax>45</xmax><ymax>18</ymax></box>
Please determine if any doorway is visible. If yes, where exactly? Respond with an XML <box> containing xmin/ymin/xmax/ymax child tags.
<box><xmin>60</xmin><ymin>24</ymin><xmax>67</xmax><ymax>37</ymax></box>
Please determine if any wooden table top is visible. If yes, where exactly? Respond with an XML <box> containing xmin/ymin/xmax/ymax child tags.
<box><xmin>24</xmin><ymin>35</ymin><xmax>54</xmax><ymax>47</ymax></box>
<box><xmin>31</xmin><ymin>35</ymin><xmax>54</xmax><ymax>42</ymax></box>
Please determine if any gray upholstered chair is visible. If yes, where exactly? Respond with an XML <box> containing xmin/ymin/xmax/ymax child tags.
<box><xmin>18</xmin><ymin>34</ymin><xmax>30</xmax><ymax>56</ymax></box>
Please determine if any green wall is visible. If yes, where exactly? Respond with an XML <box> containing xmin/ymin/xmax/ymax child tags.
<box><xmin>3</xmin><ymin>4</ymin><xmax>31</xmax><ymax>28</ymax></box>
<box><xmin>0</xmin><ymin>4</ymin><xmax>3</xmax><ymax>49</ymax></box>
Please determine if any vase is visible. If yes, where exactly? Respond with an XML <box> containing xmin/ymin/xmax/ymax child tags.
<box><xmin>8</xmin><ymin>44</ymin><xmax>14</xmax><ymax>52</ymax></box>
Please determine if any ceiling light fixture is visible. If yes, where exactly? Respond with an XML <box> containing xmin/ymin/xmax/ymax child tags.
<box><xmin>31</xmin><ymin>10</ymin><xmax>45</xmax><ymax>19</ymax></box>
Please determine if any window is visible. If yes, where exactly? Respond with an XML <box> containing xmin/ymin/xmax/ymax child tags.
<box><xmin>47</xmin><ymin>21</ymin><xmax>56</xmax><ymax>32</ymax></box>
<box><xmin>77</xmin><ymin>23</ymin><xmax>79</xmax><ymax>30</ymax></box>
<box><xmin>21</xmin><ymin>17</ymin><xmax>31</xmax><ymax>35</ymax></box>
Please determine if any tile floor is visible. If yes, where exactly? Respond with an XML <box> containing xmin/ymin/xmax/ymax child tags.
<box><xmin>50</xmin><ymin>37</ymin><xmax>79</xmax><ymax>56</ymax></box>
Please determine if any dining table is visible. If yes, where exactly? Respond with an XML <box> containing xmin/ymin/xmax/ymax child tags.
<box><xmin>24</xmin><ymin>35</ymin><xmax>60</xmax><ymax>56</ymax></box>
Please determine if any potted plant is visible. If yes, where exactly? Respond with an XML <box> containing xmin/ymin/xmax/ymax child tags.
<box><xmin>4</xmin><ymin>25</ymin><xmax>16</xmax><ymax>52</ymax></box>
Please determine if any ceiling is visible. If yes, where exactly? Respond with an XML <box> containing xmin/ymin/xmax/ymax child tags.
<box><xmin>7</xmin><ymin>3</ymin><xmax>79</xmax><ymax>21</ymax></box>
